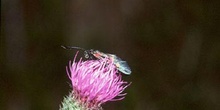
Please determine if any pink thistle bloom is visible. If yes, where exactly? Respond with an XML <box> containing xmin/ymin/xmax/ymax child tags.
<box><xmin>60</xmin><ymin>52</ymin><xmax>130</xmax><ymax>110</ymax></box>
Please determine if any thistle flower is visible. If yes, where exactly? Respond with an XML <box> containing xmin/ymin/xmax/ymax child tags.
<box><xmin>60</xmin><ymin>52</ymin><xmax>130</xmax><ymax>110</ymax></box>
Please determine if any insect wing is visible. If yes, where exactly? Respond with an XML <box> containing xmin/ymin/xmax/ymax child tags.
<box><xmin>92</xmin><ymin>51</ymin><xmax>108</xmax><ymax>59</ymax></box>
<box><xmin>116</xmin><ymin>61</ymin><xmax>131</xmax><ymax>75</ymax></box>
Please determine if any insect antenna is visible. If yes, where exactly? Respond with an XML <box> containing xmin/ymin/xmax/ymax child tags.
<box><xmin>61</xmin><ymin>45</ymin><xmax>94</xmax><ymax>59</ymax></box>
<box><xmin>61</xmin><ymin>45</ymin><xmax>86</xmax><ymax>51</ymax></box>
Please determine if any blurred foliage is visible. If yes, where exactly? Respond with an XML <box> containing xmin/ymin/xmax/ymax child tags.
<box><xmin>1</xmin><ymin>0</ymin><xmax>220</xmax><ymax>110</ymax></box>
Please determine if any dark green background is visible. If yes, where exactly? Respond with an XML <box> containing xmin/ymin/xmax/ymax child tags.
<box><xmin>1</xmin><ymin>0</ymin><xmax>220</xmax><ymax>110</ymax></box>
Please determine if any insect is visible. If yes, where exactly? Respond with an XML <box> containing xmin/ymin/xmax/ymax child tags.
<box><xmin>61</xmin><ymin>45</ymin><xmax>131</xmax><ymax>75</ymax></box>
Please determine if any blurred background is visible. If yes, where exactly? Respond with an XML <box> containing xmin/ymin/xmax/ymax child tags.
<box><xmin>1</xmin><ymin>0</ymin><xmax>220</xmax><ymax>110</ymax></box>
